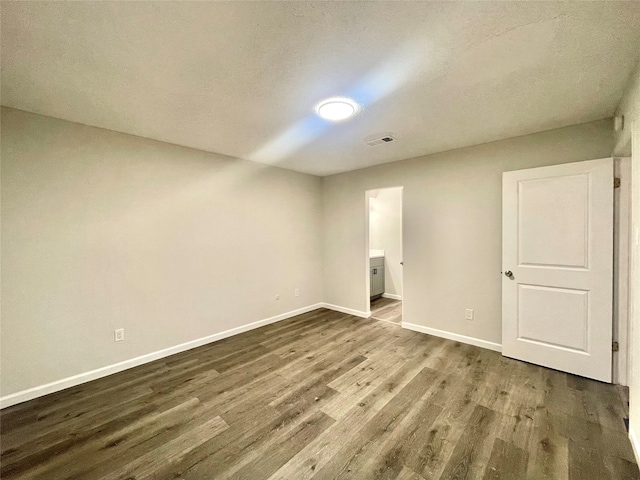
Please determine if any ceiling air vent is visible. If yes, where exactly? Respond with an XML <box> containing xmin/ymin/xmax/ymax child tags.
<box><xmin>364</xmin><ymin>133</ymin><xmax>397</xmax><ymax>147</ymax></box>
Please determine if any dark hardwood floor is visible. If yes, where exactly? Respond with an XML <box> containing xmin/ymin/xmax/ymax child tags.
<box><xmin>1</xmin><ymin>308</ymin><xmax>637</xmax><ymax>479</ymax></box>
<box><xmin>370</xmin><ymin>297</ymin><xmax>402</xmax><ymax>324</ymax></box>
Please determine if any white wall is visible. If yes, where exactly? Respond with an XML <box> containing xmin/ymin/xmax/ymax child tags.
<box><xmin>615</xmin><ymin>61</ymin><xmax>640</xmax><ymax>463</ymax></box>
<box><xmin>0</xmin><ymin>107</ymin><xmax>324</xmax><ymax>398</ymax></box>
<box><xmin>323</xmin><ymin>119</ymin><xmax>614</xmax><ymax>344</ymax></box>
<box><xmin>369</xmin><ymin>188</ymin><xmax>403</xmax><ymax>298</ymax></box>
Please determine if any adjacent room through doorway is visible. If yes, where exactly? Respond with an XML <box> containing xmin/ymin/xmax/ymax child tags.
<box><xmin>367</xmin><ymin>186</ymin><xmax>403</xmax><ymax>324</ymax></box>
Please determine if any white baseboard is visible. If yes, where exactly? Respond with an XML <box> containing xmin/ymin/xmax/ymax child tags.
<box><xmin>0</xmin><ymin>303</ymin><xmax>324</xmax><ymax>409</ymax></box>
<box><xmin>320</xmin><ymin>303</ymin><xmax>371</xmax><ymax>318</ymax></box>
<box><xmin>631</xmin><ymin>428</ymin><xmax>640</xmax><ymax>466</ymax></box>
<box><xmin>382</xmin><ymin>293</ymin><xmax>402</xmax><ymax>301</ymax></box>
<box><xmin>402</xmin><ymin>322</ymin><xmax>502</xmax><ymax>352</ymax></box>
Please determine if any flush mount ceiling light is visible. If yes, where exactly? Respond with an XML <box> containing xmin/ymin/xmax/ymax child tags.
<box><xmin>316</xmin><ymin>98</ymin><xmax>358</xmax><ymax>121</ymax></box>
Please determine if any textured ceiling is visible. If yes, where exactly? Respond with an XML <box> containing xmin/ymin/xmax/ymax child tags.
<box><xmin>2</xmin><ymin>2</ymin><xmax>640</xmax><ymax>176</ymax></box>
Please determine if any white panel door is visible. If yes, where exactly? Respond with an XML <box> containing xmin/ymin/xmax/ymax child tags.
<box><xmin>502</xmin><ymin>158</ymin><xmax>613</xmax><ymax>382</ymax></box>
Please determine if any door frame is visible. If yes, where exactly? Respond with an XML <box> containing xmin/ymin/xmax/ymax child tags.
<box><xmin>365</xmin><ymin>186</ymin><xmax>404</xmax><ymax>323</ymax></box>
<box><xmin>614</xmin><ymin>156</ymin><xmax>632</xmax><ymax>386</ymax></box>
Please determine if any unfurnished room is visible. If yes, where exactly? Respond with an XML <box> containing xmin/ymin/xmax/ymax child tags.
<box><xmin>2</xmin><ymin>1</ymin><xmax>640</xmax><ymax>479</ymax></box>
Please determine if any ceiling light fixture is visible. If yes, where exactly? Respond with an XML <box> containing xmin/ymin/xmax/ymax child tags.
<box><xmin>316</xmin><ymin>98</ymin><xmax>358</xmax><ymax>121</ymax></box>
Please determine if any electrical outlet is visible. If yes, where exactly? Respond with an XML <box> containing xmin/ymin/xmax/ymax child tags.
<box><xmin>465</xmin><ymin>309</ymin><xmax>474</xmax><ymax>321</ymax></box>
<box><xmin>114</xmin><ymin>328</ymin><xmax>124</xmax><ymax>342</ymax></box>
<box><xmin>275</xmin><ymin>294</ymin><xmax>280</xmax><ymax>300</ymax></box>
<box><xmin>295</xmin><ymin>288</ymin><xmax>299</xmax><ymax>297</ymax></box>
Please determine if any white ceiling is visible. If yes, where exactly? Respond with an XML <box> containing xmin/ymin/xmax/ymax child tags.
<box><xmin>2</xmin><ymin>2</ymin><xmax>640</xmax><ymax>176</ymax></box>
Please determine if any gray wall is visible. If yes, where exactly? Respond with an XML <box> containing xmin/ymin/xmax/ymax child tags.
<box><xmin>0</xmin><ymin>107</ymin><xmax>618</xmax><ymax>403</ymax></box>
<box><xmin>323</xmin><ymin>119</ymin><xmax>614</xmax><ymax>343</ymax></box>
<box><xmin>1</xmin><ymin>107</ymin><xmax>324</xmax><ymax>396</ymax></box>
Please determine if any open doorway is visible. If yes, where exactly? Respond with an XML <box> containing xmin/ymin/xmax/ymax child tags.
<box><xmin>367</xmin><ymin>187</ymin><xmax>403</xmax><ymax>324</ymax></box>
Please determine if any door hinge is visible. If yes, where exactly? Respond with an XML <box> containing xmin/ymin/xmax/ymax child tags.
<box><xmin>612</xmin><ymin>341</ymin><xmax>619</xmax><ymax>352</ymax></box>
<box><xmin>614</xmin><ymin>178</ymin><xmax>621</xmax><ymax>188</ymax></box>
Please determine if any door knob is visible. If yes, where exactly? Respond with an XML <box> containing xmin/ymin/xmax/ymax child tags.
<box><xmin>505</xmin><ymin>270</ymin><xmax>513</xmax><ymax>278</ymax></box>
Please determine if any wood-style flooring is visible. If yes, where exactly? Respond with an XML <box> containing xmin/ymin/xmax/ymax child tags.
<box><xmin>371</xmin><ymin>297</ymin><xmax>402</xmax><ymax>324</ymax></box>
<box><xmin>1</xmin><ymin>308</ymin><xmax>637</xmax><ymax>479</ymax></box>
